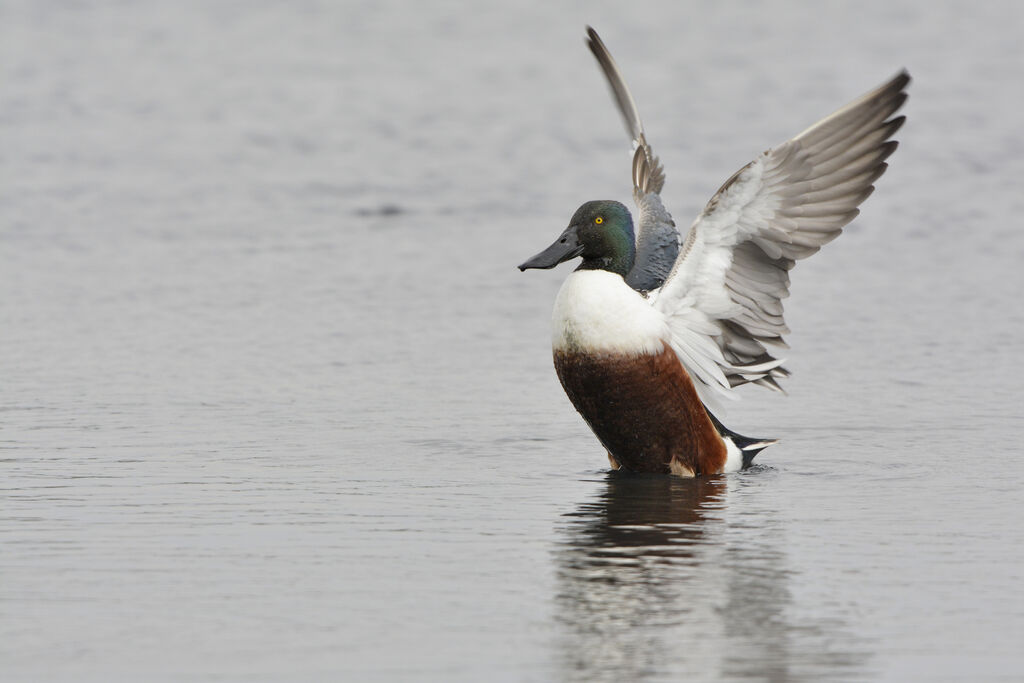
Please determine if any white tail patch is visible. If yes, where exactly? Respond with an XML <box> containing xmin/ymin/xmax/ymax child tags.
<box><xmin>722</xmin><ymin>437</ymin><xmax>744</xmax><ymax>473</ymax></box>
<box><xmin>724</xmin><ymin>436</ymin><xmax>779</xmax><ymax>472</ymax></box>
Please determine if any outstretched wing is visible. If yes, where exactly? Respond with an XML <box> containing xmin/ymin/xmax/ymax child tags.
<box><xmin>653</xmin><ymin>70</ymin><xmax>911</xmax><ymax>407</ymax></box>
<box><xmin>586</xmin><ymin>27</ymin><xmax>679</xmax><ymax>292</ymax></box>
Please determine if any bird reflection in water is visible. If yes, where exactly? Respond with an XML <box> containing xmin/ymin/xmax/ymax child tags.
<box><xmin>554</xmin><ymin>471</ymin><xmax>867</xmax><ymax>682</ymax></box>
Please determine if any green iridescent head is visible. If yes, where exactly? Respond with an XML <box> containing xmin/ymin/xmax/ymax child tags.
<box><xmin>517</xmin><ymin>200</ymin><xmax>635</xmax><ymax>277</ymax></box>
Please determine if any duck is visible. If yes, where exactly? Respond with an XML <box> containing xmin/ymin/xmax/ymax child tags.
<box><xmin>518</xmin><ymin>27</ymin><xmax>910</xmax><ymax>477</ymax></box>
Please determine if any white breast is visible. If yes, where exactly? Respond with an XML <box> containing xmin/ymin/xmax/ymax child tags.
<box><xmin>551</xmin><ymin>270</ymin><xmax>668</xmax><ymax>355</ymax></box>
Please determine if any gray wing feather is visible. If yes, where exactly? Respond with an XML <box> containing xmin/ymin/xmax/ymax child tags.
<box><xmin>586</xmin><ymin>27</ymin><xmax>678</xmax><ymax>291</ymax></box>
<box><xmin>655</xmin><ymin>70</ymin><xmax>910</xmax><ymax>404</ymax></box>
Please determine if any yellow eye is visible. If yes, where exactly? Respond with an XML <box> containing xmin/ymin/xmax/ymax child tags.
<box><xmin>595</xmin><ymin>216</ymin><xmax>603</xmax><ymax>224</ymax></box>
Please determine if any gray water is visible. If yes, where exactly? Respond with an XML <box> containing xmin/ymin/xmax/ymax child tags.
<box><xmin>3</xmin><ymin>1</ymin><xmax>1024</xmax><ymax>681</ymax></box>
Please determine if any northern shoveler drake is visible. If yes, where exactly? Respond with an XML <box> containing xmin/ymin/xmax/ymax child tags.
<box><xmin>519</xmin><ymin>27</ymin><xmax>910</xmax><ymax>477</ymax></box>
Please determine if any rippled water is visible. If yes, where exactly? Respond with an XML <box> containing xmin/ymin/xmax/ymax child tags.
<box><xmin>3</xmin><ymin>2</ymin><xmax>1024</xmax><ymax>681</ymax></box>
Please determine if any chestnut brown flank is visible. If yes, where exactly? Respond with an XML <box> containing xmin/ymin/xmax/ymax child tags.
<box><xmin>553</xmin><ymin>342</ymin><xmax>727</xmax><ymax>475</ymax></box>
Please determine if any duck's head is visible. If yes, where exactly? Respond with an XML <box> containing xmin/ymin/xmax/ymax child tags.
<box><xmin>518</xmin><ymin>200</ymin><xmax>635</xmax><ymax>277</ymax></box>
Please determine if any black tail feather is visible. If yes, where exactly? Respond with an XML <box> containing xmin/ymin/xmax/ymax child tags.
<box><xmin>704</xmin><ymin>407</ymin><xmax>778</xmax><ymax>468</ymax></box>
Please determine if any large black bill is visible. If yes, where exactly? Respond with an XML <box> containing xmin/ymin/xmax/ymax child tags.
<box><xmin>517</xmin><ymin>228</ymin><xmax>583</xmax><ymax>271</ymax></box>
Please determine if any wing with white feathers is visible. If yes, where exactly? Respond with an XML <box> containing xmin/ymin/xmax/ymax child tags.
<box><xmin>586</xmin><ymin>27</ymin><xmax>679</xmax><ymax>292</ymax></box>
<box><xmin>654</xmin><ymin>70</ymin><xmax>911</xmax><ymax>407</ymax></box>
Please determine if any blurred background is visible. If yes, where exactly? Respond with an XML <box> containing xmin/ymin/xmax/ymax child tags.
<box><xmin>2</xmin><ymin>1</ymin><xmax>1023</xmax><ymax>681</ymax></box>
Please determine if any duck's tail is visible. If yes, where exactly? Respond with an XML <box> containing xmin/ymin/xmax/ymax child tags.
<box><xmin>705</xmin><ymin>408</ymin><xmax>778</xmax><ymax>468</ymax></box>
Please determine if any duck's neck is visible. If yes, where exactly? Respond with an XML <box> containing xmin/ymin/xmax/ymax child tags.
<box><xmin>576</xmin><ymin>222</ymin><xmax>636</xmax><ymax>278</ymax></box>
<box><xmin>577</xmin><ymin>252</ymin><xmax>633</xmax><ymax>278</ymax></box>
